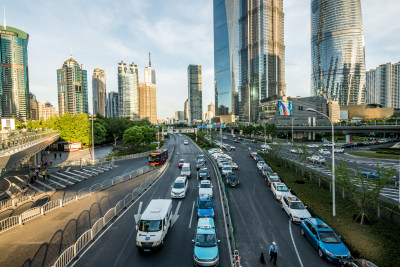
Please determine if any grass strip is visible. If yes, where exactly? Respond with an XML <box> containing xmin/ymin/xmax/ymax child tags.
<box><xmin>348</xmin><ymin>151</ymin><xmax>400</xmax><ymax>160</ymax></box>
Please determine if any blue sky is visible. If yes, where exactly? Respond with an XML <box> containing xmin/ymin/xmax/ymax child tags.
<box><xmin>3</xmin><ymin>0</ymin><xmax>400</xmax><ymax>119</ymax></box>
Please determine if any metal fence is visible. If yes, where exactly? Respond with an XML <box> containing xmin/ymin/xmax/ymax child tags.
<box><xmin>52</xmin><ymin>151</ymin><xmax>171</xmax><ymax>267</ymax></box>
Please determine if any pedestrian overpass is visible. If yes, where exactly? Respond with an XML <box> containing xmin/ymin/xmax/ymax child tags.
<box><xmin>0</xmin><ymin>131</ymin><xmax>60</xmax><ymax>175</ymax></box>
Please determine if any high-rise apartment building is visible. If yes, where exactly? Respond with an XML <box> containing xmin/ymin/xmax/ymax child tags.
<box><xmin>92</xmin><ymin>68</ymin><xmax>106</xmax><ymax>116</ymax></box>
<box><xmin>38</xmin><ymin>101</ymin><xmax>57</xmax><ymax>120</ymax></box>
<box><xmin>106</xmin><ymin>91</ymin><xmax>119</xmax><ymax>118</ymax></box>
<box><xmin>57</xmin><ymin>56</ymin><xmax>88</xmax><ymax>115</ymax></box>
<box><xmin>188</xmin><ymin>65</ymin><xmax>203</xmax><ymax>124</ymax></box>
<box><xmin>311</xmin><ymin>0</ymin><xmax>366</xmax><ymax>106</ymax></box>
<box><xmin>29</xmin><ymin>93</ymin><xmax>38</xmax><ymax>121</ymax></box>
<box><xmin>175</xmin><ymin>111</ymin><xmax>184</xmax><ymax>121</ymax></box>
<box><xmin>0</xmin><ymin>25</ymin><xmax>30</xmax><ymax>122</ymax></box>
<box><xmin>213</xmin><ymin>0</ymin><xmax>239</xmax><ymax>122</ymax></box>
<box><xmin>184</xmin><ymin>99</ymin><xmax>189</xmax><ymax>120</ymax></box>
<box><xmin>366</xmin><ymin>62</ymin><xmax>400</xmax><ymax>109</ymax></box>
<box><xmin>238</xmin><ymin>0</ymin><xmax>286</xmax><ymax>123</ymax></box>
<box><xmin>138</xmin><ymin>56</ymin><xmax>157</xmax><ymax>124</ymax></box>
<box><xmin>118</xmin><ymin>61</ymin><xmax>139</xmax><ymax>120</ymax></box>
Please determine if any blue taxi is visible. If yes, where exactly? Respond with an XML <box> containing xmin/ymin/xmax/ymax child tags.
<box><xmin>197</xmin><ymin>194</ymin><xmax>215</xmax><ymax>218</ymax></box>
<box><xmin>193</xmin><ymin>218</ymin><xmax>219</xmax><ymax>266</ymax></box>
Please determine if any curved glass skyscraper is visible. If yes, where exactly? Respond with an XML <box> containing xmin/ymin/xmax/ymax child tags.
<box><xmin>0</xmin><ymin>25</ymin><xmax>30</xmax><ymax>122</ymax></box>
<box><xmin>213</xmin><ymin>0</ymin><xmax>239</xmax><ymax>121</ymax></box>
<box><xmin>311</xmin><ymin>0</ymin><xmax>366</xmax><ymax>105</ymax></box>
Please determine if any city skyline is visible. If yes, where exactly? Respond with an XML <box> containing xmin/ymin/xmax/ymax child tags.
<box><xmin>1</xmin><ymin>0</ymin><xmax>399</xmax><ymax>120</ymax></box>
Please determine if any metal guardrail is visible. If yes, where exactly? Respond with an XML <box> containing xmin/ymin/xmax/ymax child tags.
<box><xmin>0</xmin><ymin>162</ymin><xmax>115</xmax><ymax>234</ymax></box>
<box><xmin>52</xmin><ymin>149</ymin><xmax>173</xmax><ymax>267</ymax></box>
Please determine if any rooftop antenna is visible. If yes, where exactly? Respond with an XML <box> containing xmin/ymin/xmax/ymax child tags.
<box><xmin>70</xmin><ymin>48</ymin><xmax>72</xmax><ymax>58</ymax></box>
<box><xmin>3</xmin><ymin>5</ymin><xmax>6</xmax><ymax>30</ymax></box>
<box><xmin>149</xmin><ymin>52</ymin><xmax>151</xmax><ymax>67</ymax></box>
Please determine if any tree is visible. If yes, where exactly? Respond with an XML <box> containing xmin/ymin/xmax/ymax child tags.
<box><xmin>292</xmin><ymin>142</ymin><xmax>321</xmax><ymax>176</ymax></box>
<box><xmin>265</xmin><ymin>123</ymin><xmax>278</xmax><ymax>141</ymax></box>
<box><xmin>141</xmin><ymin>126</ymin><xmax>157</xmax><ymax>144</ymax></box>
<box><xmin>94</xmin><ymin>121</ymin><xmax>107</xmax><ymax>145</ymax></box>
<box><xmin>123</xmin><ymin>126</ymin><xmax>144</xmax><ymax>146</ymax></box>
<box><xmin>336</xmin><ymin>161</ymin><xmax>395</xmax><ymax>224</ymax></box>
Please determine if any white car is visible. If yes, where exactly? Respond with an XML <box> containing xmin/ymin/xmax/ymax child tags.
<box><xmin>257</xmin><ymin>161</ymin><xmax>268</xmax><ymax>171</ymax></box>
<box><xmin>261</xmin><ymin>144</ymin><xmax>271</xmax><ymax>150</ymax></box>
<box><xmin>271</xmin><ymin>182</ymin><xmax>292</xmax><ymax>200</ymax></box>
<box><xmin>230</xmin><ymin>162</ymin><xmax>239</xmax><ymax>170</ymax></box>
<box><xmin>199</xmin><ymin>180</ymin><xmax>213</xmax><ymax>197</ymax></box>
<box><xmin>319</xmin><ymin>148</ymin><xmax>331</xmax><ymax>155</ymax></box>
<box><xmin>280</xmin><ymin>195</ymin><xmax>311</xmax><ymax>223</ymax></box>
<box><xmin>334</xmin><ymin>148</ymin><xmax>344</xmax><ymax>153</ymax></box>
<box><xmin>290</xmin><ymin>148</ymin><xmax>303</xmax><ymax>154</ymax></box>
<box><xmin>184</xmin><ymin>140</ymin><xmax>189</xmax><ymax>145</ymax></box>
<box><xmin>171</xmin><ymin>177</ymin><xmax>188</xmax><ymax>198</ymax></box>
<box><xmin>307</xmin><ymin>155</ymin><xmax>325</xmax><ymax>164</ymax></box>
<box><xmin>307</xmin><ymin>144</ymin><xmax>319</xmax><ymax>148</ymax></box>
<box><xmin>223</xmin><ymin>136</ymin><xmax>227</xmax><ymax>140</ymax></box>
<box><xmin>221</xmin><ymin>166</ymin><xmax>233</xmax><ymax>176</ymax></box>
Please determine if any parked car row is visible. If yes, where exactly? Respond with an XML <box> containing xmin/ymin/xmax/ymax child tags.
<box><xmin>250</xmin><ymin>150</ymin><xmax>352</xmax><ymax>264</ymax></box>
<box><xmin>209</xmin><ymin>148</ymin><xmax>240</xmax><ymax>188</ymax></box>
<box><xmin>214</xmin><ymin>139</ymin><xmax>236</xmax><ymax>151</ymax></box>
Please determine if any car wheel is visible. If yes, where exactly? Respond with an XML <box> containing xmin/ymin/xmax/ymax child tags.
<box><xmin>301</xmin><ymin>228</ymin><xmax>305</xmax><ymax>236</ymax></box>
<box><xmin>318</xmin><ymin>248</ymin><xmax>323</xmax><ymax>258</ymax></box>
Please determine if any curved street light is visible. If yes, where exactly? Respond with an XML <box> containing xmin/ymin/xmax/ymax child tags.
<box><xmin>306</xmin><ymin>108</ymin><xmax>336</xmax><ymax>217</ymax></box>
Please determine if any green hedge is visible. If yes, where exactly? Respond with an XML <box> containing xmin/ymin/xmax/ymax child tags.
<box><xmin>263</xmin><ymin>155</ymin><xmax>400</xmax><ymax>267</ymax></box>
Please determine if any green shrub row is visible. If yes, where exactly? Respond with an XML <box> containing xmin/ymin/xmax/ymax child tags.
<box><xmin>263</xmin><ymin>155</ymin><xmax>400</xmax><ymax>267</ymax></box>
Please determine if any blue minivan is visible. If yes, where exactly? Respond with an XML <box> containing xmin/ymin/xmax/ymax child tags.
<box><xmin>300</xmin><ymin>218</ymin><xmax>351</xmax><ymax>264</ymax></box>
<box><xmin>193</xmin><ymin>218</ymin><xmax>219</xmax><ymax>266</ymax></box>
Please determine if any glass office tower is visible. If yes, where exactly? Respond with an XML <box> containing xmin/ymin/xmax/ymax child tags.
<box><xmin>239</xmin><ymin>0</ymin><xmax>285</xmax><ymax>123</ymax></box>
<box><xmin>57</xmin><ymin>56</ymin><xmax>88</xmax><ymax>115</ymax></box>
<box><xmin>213</xmin><ymin>0</ymin><xmax>239</xmax><ymax>121</ymax></box>
<box><xmin>188</xmin><ymin>65</ymin><xmax>202</xmax><ymax>125</ymax></box>
<box><xmin>92</xmin><ymin>68</ymin><xmax>107</xmax><ymax>116</ymax></box>
<box><xmin>0</xmin><ymin>25</ymin><xmax>30</xmax><ymax>122</ymax></box>
<box><xmin>118</xmin><ymin>61</ymin><xmax>139</xmax><ymax>120</ymax></box>
<box><xmin>311</xmin><ymin>0</ymin><xmax>366</xmax><ymax>105</ymax></box>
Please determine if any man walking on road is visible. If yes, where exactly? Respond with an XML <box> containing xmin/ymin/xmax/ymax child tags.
<box><xmin>269</xmin><ymin>241</ymin><xmax>278</xmax><ymax>265</ymax></box>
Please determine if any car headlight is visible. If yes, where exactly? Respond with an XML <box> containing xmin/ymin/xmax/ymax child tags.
<box><xmin>212</xmin><ymin>255</ymin><xmax>219</xmax><ymax>262</ymax></box>
<box><xmin>194</xmin><ymin>255</ymin><xmax>200</xmax><ymax>261</ymax></box>
<box><xmin>325</xmin><ymin>249</ymin><xmax>334</xmax><ymax>257</ymax></box>
<box><xmin>136</xmin><ymin>241</ymin><xmax>142</xmax><ymax>246</ymax></box>
<box><xmin>211</xmin><ymin>212</ymin><xmax>215</xmax><ymax>217</ymax></box>
<box><xmin>153</xmin><ymin>240</ymin><xmax>161</xmax><ymax>246</ymax></box>
<box><xmin>293</xmin><ymin>216</ymin><xmax>299</xmax><ymax>219</ymax></box>
<box><xmin>198</xmin><ymin>212</ymin><xmax>201</xmax><ymax>216</ymax></box>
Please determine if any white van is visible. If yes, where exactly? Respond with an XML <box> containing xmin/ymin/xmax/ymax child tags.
<box><xmin>136</xmin><ymin>199</ymin><xmax>173</xmax><ymax>251</ymax></box>
<box><xmin>180</xmin><ymin>163</ymin><xmax>192</xmax><ymax>178</ymax></box>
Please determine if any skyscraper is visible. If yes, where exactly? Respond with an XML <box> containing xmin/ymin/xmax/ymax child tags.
<box><xmin>57</xmin><ymin>56</ymin><xmax>88</xmax><ymax>115</ymax></box>
<box><xmin>139</xmin><ymin>55</ymin><xmax>157</xmax><ymax>124</ymax></box>
<box><xmin>311</xmin><ymin>0</ymin><xmax>366</xmax><ymax>106</ymax></box>
<box><xmin>188</xmin><ymin>65</ymin><xmax>202</xmax><ymax>125</ymax></box>
<box><xmin>184</xmin><ymin>99</ymin><xmax>189</xmax><ymax>120</ymax></box>
<box><xmin>0</xmin><ymin>24</ymin><xmax>30</xmax><ymax>122</ymax></box>
<box><xmin>106</xmin><ymin>91</ymin><xmax>119</xmax><ymax>118</ymax></box>
<box><xmin>366</xmin><ymin>62</ymin><xmax>400</xmax><ymax>108</ymax></box>
<box><xmin>118</xmin><ymin>61</ymin><xmax>139</xmax><ymax>120</ymax></box>
<box><xmin>213</xmin><ymin>0</ymin><xmax>239</xmax><ymax>122</ymax></box>
<box><xmin>238</xmin><ymin>0</ymin><xmax>286</xmax><ymax>123</ymax></box>
<box><xmin>92</xmin><ymin>68</ymin><xmax>106</xmax><ymax>116</ymax></box>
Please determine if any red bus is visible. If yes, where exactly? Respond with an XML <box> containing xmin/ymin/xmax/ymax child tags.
<box><xmin>149</xmin><ymin>149</ymin><xmax>169</xmax><ymax>166</ymax></box>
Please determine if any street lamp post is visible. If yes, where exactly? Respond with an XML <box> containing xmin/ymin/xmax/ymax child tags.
<box><xmin>263</xmin><ymin>123</ymin><xmax>267</xmax><ymax>148</ymax></box>
<box><xmin>306</xmin><ymin>108</ymin><xmax>335</xmax><ymax>216</ymax></box>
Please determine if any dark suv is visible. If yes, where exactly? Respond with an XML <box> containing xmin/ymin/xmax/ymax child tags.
<box><xmin>226</xmin><ymin>172</ymin><xmax>240</xmax><ymax>187</ymax></box>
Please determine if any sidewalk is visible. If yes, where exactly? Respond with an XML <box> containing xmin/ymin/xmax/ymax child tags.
<box><xmin>0</xmin><ymin>167</ymin><xmax>156</xmax><ymax>267</ymax></box>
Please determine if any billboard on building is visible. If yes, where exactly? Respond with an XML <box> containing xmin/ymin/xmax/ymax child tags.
<box><xmin>278</xmin><ymin>101</ymin><xmax>293</xmax><ymax>116</ymax></box>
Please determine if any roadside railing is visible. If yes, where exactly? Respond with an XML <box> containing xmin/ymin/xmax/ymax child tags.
<box><xmin>52</xmin><ymin>145</ymin><xmax>174</xmax><ymax>267</ymax></box>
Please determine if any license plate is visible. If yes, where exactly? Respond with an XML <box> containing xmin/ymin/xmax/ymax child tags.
<box><xmin>202</xmin><ymin>264</ymin><xmax>210</xmax><ymax>266</ymax></box>
<box><xmin>143</xmin><ymin>249</ymin><xmax>150</xmax><ymax>252</ymax></box>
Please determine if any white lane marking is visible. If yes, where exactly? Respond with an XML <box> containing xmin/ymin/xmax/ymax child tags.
<box><xmin>289</xmin><ymin>219</ymin><xmax>304</xmax><ymax>267</ymax></box>
<box><xmin>134</xmin><ymin>201</ymin><xmax>143</xmax><ymax>224</ymax></box>
<box><xmin>189</xmin><ymin>201</ymin><xmax>195</xmax><ymax>228</ymax></box>
<box><xmin>112</xmin><ymin>222</ymin><xmax>137</xmax><ymax>267</ymax></box>
<box><xmin>171</xmin><ymin>201</ymin><xmax>181</xmax><ymax>227</ymax></box>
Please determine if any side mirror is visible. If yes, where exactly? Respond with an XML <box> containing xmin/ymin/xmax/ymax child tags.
<box><xmin>192</xmin><ymin>239</ymin><xmax>195</xmax><ymax>243</ymax></box>
<box><xmin>136</xmin><ymin>225</ymin><xmax>138</xmax><ymax>231</ymax></box>
<box><xmin>163</xmin><ymin>226</ymin><xmax>167</xmax><ymax>231</ymax></box>
<box><xmin>218</xmin><ymin>240</ymin><xmax>221</xmax><ymax>243</ymax></box>
<box><xmin>305</xmin><ymin>206</ymin><xmax>308</xmax><ymax>209</ymax></box>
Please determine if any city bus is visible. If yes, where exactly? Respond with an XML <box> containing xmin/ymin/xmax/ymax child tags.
<box><xmin>148</xmin><ymin>149</ymin><xmax>169</xmax><ymax>166</ymax></box>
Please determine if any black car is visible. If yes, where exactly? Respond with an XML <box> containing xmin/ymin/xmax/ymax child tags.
<box><xmin>198</xmin><ymin>167</ymin><xmax>210</xmax><ymax>179</ymax></box>
<box><xmin>226</xmin><ymin>173</ymin><xmax>240</xmax><ymax>187</ymax></box>
<box><xmin>196</xmin><ymin>160</ymin><xmax>206</xmax><ymax>170</ymax></box>
<box><xmin>340</xmin><ymin>143</ymin><xmax>352</xmax><ymax>149</ymax></box>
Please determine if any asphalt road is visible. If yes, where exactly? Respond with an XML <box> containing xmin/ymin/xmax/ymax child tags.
<box><xmin>72</xmin><ymin>134</ymin><xmax>231</xmax><ymax>267</ymax></box>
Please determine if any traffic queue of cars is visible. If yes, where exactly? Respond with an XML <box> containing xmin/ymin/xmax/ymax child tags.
<box><xmin>251</xmin><ymin>150</ymin><xmax>352</xmax><ymax>264</ymax></box>
<box><xmin>209</xmin><ymin>148</ymin><xmax>240</xmax><ymax>188</ymax></box>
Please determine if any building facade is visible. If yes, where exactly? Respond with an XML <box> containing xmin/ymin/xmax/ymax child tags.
<box><xmin>29</xmin><ymin>93</ymin><xmax>38</xmax><ymax>121</ymax></box>
<box><xmin>188</xmin><ymin>65</ymin><xmax>202</xmax><ymax>124</ymax></box>
<box><xmin>239</xmin><ymin>0</ymin><xmax>286</xmax><ymax>123</ymax></box>
<box><xmin>57</xmin><ymin>56</ymin><xmax>88</xmax><ymax>115</ymax></box>
<box><xmin>175</xmin><ymin>111</ymin><xmax>184</xmax><ymax>121</ymax></box>
<box><xmin>139</xmin><ymin>83</ymin><xmax>157</xmax><ymax>124</ymax></box>
<box><xmin>0</xmin><ymin>25</ymin><xmax>30</xmax><ymax>122</ymax></box>
<box><xmin>106</xmin><ymin>91</ymin><xmax>119</xmax><ymax>118</ymax></box>
<box><xmin>184</xmin><ymin>99</ymin><xmax>189</xmax><ymax>120</ymax></box>
<box><xmin>118</xmin><ymin>61</ymin><xmax>139</xmax><ymax>120</ymax></box>
<box><xmin>366</xmin><ymin>62</ymin><xmax>400</xmax><ymax>109</ymax></box>
<box><xmin>38</xmin><ymin>101</ymin><xmax>57</xmax><ymax>120</ymax></box>
<box><xmin>92</xmin><ymin>68</ymin><xmax>106</xmax><ymax>116</ymax></box>
<box><xmin>213</xmin><ymin>0</ymin><xmax>240</xmax><ymax>121</ymax></box>
<box><xmin>311</xmin><ymin>0</ymin><xmax>366</xmax><ymax>106</ymax></box>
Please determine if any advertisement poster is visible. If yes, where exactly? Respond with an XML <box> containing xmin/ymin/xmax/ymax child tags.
<box><xmin>278</xmin><ymin>101</ymin><xmax>293</xmax><ymax>116</ymax></box>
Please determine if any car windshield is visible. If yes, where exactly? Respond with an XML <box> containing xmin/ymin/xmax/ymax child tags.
<box><xmin>277</xmin><ymin>186</ymin><xmax>289</xmax><ymax>191</ymax></box>
<box><xmin>270</xmin><ymin>176</ymin><xmax>279</xmax><ymax>180</ymax></box>
<box><xmin>200</xmin><ymin>170</ymin><xmax>209</xmax><ymax>175</ymax></box>
<box><xmin>173</xmin><ymin>182</ymin><xmax>184</xmax><ymax>189</ymax></box>
<box><xmin>229</xmin><ymin>178</ymin><xmax>238</xmax><ymax>182</ymax></box>
<box><xmin>196</xmin><ymin>234</ymin><xmax>217</xmax><ymax>247</ymax></box>
<box><xmin>138</xmin><ymin>220</ymin><xmax>162</xmax><ymax>232</ymax></box>
<box><xmin>290</xmin><ymin>202</ymin><xmax>305</xmax><ymax>209</ymax></box>
<box><xmin>182</xmin><ymin>167</ymin><xmax>190</xmax><ymax>172</ymax></box>
<box><xmin>200</xmin><ymin>183</ymin><xmax>211</xmax><ymax>188</ymax></box>
<box><xmin>223</xmin><ymin>167</ymin><xmax>231</xmax><ymax>171</ymax></box>
<box><xmin>319</xmin><ymin>231</ymin><xmax>341</xmax><ymax>243</ymax></box>
<box><xmin>199</xmin><ymin>201</ymin><xmax>213</xmax><ymax>209</ymax></box>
